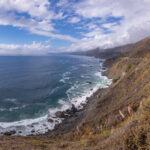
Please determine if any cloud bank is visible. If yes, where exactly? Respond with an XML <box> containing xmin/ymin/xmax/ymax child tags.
<box><xmin>67</xmin><ymin>0</ymin><xmax>150</xmax><ymax>51</ymax></box>
<box><xmin>0</xmin><ymin>42</ymin><xmax>53</xmax><ymax>55</ymax></box>
<box><xmin>0</xmin><ymin>0</ymin><xmax>77</xmax><ymax>42</ymax></box>
<box><xmin>0</xmin><ymin>0</ymin><xmax>150</xmax><ymax>54</ymax></box>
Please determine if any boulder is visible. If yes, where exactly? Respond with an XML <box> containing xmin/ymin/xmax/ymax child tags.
<box><xmin>48</xmin><ymin>118</ymin><xmax>54</xmax><ymax>123</ymax></box>
<box><xmin>55</xmin><ymin>111</ymin><xmax>65</xmax><ymax>118</ymax></box>
<box><xmin>31</xmin><ymin>130</ymin><xmax>35</xmax><ymax>133</ymax></box>
<box><xmin>4</xmin><ymin>130</ymin><xmax>16</xmax><ymax>136</ymax></box>
<box><xmin>81</xmin><ymin>103</ymin><xmax>86</xmax><ymax>107</ymax></box>
<box><xmin>87</xmin><ymin>81</ymin><xmax>92</xmax><ymax>84</ymax></box>
<box><xmin>65</xmin><ymin>109</ymin><xmax>72</xmax><ymax>114</ymax></box>
<box><xmin>71</xmin><ymin>104</ymin><xmax>77</xmax><ymax>113</ymax></box>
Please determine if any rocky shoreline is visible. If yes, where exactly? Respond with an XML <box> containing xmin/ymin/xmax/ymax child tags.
<box><xmin>41</xmin><ymin>59</ymin><xmax>110</xmax><ymax>137</ymax></box>
<box><xmin>1</xmin><ymin>57</ymin><xmax>111</xmax><ymax>137</ymax></box>
<box><xmin>1</xmin><ymin>37</ymin><xmax>150</xmax><ymax>150</ymax></box>
<box><xmin>43</xmin><ymin>88</ymin><xmax>105</xmax><ymax>137</ymax></box>
<box><xmin>2</xmin><ymin>87</ymin><xmax>101</xmax><ymax>137</ymax></box>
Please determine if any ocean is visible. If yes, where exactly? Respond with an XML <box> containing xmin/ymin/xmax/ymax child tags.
<box><xmin>0</xmin><ymin>55</ymin><xmax>111</xmax><ymax>135</ymax></box>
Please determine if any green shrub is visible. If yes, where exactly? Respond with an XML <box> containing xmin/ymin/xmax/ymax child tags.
<box><xmin>113</xmin><ymin>77</ymin><xmax>120</xmax><ymax>83</ymax></box>
<box><xmin>126</xmin><ymin>64</ymin><xmax>132</xmax><ymax>72</ymax></box>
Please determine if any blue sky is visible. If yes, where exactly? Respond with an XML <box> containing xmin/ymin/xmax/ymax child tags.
<box><xmin>0</xmin><ymin>0</ymin><xmax>150</xmax><ymax>55</ymax></box>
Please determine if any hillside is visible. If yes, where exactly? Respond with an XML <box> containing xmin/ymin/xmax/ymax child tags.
<box><xmin>1</xmin><ymin>37</ymin><xmax>150</xmax><ymax>150</ymax></box>
<box><xmin>71</xmin><ymin>43</ymin><xmax>134</xmax><ymax>59</ymax></box>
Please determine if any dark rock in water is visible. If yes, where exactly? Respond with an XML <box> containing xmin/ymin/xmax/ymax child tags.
<box><xmin>55</xmin><ymin>111</ymin><xmax>65</xmax><ymax>118</ymax></box>
<box><xmin>18</xmin><ymin>131</ymin><xmax>22</xmax><ymax>134</ymax></box>
<box><xmin>55</xmin><ymin>105</ymin><xmax>78</xmax><ymax>120</ymax></box>
<box><xmin>90</xmin><ymin>88</ymin><xmax>93</xmax><ymax>91</ymax></box>
<box><xmin>87</xmin><ymin>81</ymin><xmax>92</xmax><ymax>84</ymax></box>
<box><xmin>102</xmin><ymin>67</ymin><xmax>106</xmax><ymax>71</ymax></box>
<box><xmin>55</xmin><ymin>120</ymin><xmax>59</xmax><ymax>123</ymax></box>
<box><xmin>31</xmin><ymin>130</ymin><xmax>35</xmax><ymax>133</ymax></box>
<box><xmin>71</xmin><ymin>104</ymin><xmax>77</xmax><ymax>113</ymax></box>
<box><xmin>64</xmin><ymin>104</ymin><xmax>77</xmax><ymax>116</ymax></box>
<box><xmin>65</xmin><ymin>109</ymin><xmax>72</xmax><ymax>115</ymax></box>
<box><xmin>48</xmin><ymin>118</ymin><xmax>54</xmax><ymax>123</ymax></box>
<box><xmin>81</xmin><ymin>103</ymin><xmax>86</xmax><ymax>107</ymax></box>
<box><xmin>4</xmin><ymin>130</ymin><xmax>16</xmax><ymax>136</ymax></box>
<box><xmin>86</xmin><ymin>97</ymin><xmax>90</xmax><ymax>101</ymax></box>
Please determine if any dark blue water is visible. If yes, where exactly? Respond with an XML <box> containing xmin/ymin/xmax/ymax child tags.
<box><xmin>0</xmin><ymin>55</ymin><xmax>111</xmax><ymax>135</ymax></box>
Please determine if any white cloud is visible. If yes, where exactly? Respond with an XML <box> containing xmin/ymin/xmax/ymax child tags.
<box><xmin>68</xmin><ymin>17</ymin><xmax>80</xmax><ymax>23</ymax></box>
<box><xmin>102</xmin><ymin>23</ymin><xmax>117</xmax><ymax>29</ymax></box>
<box><xmin>56</xmin><ymin>0</ymin><xmax>68</xmax><ymax>7</ymax></box>
<box><xmin>0</xmin><ymin>42</ymin><xmax>54</xmax><ymax>55</ymax></box>
<box><xmin>74</xmin><ymin>0</ymin><xmax>115</xmax><ymax>19</ymax></box>
<box><xmin>0</xmin><ymin>0</ymin><xmax>53</xmax><ymax>20</ymax></box>
<box><xmin>0</xmin><ymin>0</ymin><xmax>78</xmax><ymax>42</ymax></box>
<box><xmin>65</xmin><ymin>0</ymin><xmax>150</xmax><ymax>51</ymax></box>
<box><xmin>0</xmin><ymin>0</ymin><xmax>150</xmax><ymax>54</ymax></box>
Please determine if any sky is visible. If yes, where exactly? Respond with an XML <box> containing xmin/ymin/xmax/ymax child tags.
<box><xmin>0</xmin><ymin>0</ymin><xmax>150</xmax><ymax>55</ymax></box>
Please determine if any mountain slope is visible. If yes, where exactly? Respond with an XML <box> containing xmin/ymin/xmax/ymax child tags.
<box><xmin>71</xmin><ymin>43</ymin><xmax>134</xmax><ymax>58</ymax></box>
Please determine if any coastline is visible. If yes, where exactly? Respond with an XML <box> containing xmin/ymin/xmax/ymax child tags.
<box><xmin>1</xmin><ymin>37</ymin><xmax>150</xmax><ymax>150</ymax></box>
<box><xmin>41</xmin><ymin>58</ymin><xmax>112</xmax><ymax>137</ymax></box>
<box><xmin>43</xmin><ymin>88</ymin><xmax>106</xmax><ymax>137</ymax></box>
<box><xmin>0</xmin><ymin>56</ymin><xmax>112</xmax><ymax>137</ymax></box>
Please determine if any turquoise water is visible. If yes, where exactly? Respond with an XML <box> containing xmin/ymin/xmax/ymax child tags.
<box><xmin>0</xmin><ymin>55</ymin><xmax>111</xmax><ymax>135</ymax></box>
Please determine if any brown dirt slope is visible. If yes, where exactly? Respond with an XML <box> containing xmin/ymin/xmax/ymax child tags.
<box><xmin>1</xmin><ymin>37</ymin><xmax>150</xmax><ymax>150</ymax></box>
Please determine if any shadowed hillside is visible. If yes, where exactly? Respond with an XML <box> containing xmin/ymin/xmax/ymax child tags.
<box><xmin>71</xmin><ymin>44</ymin><xmax>134</xmax><ymax>59</ymax></box>
<box><xmin>1</xmin><ymin>37</ymin><xmax>150</xmax><ymax>150</ymax></box>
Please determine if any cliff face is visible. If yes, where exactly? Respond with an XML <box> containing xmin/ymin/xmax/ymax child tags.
<box><xmin>83</xmin><ymin>37</ymin><xmax>150</xmax><ymax>149</ymax></box>
<box><xmin>78</xmin><ymin>37</ymin><xmax>150</xmax><ymax>150</ymax></box>
<box><xmin>1</xmin><ymin>37</ymin><xmax>150</xmax><ymax>150</ymax></box>
<box><xmin>64</xmin><ymin>37</ymin><xmax>150</xmax><ymax>150</ymax></box>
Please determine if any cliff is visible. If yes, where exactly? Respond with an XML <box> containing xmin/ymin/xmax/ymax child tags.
<box><xmin>1</xmin><ymin>37</ymin><xmax>150</xmax><ymax>150</ymax></box>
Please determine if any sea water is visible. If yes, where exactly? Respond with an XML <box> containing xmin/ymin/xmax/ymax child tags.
<box><xmin>0</xmin><ymin>55</ymin><xmax>111</xmax><ymax>135</ymax></box>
